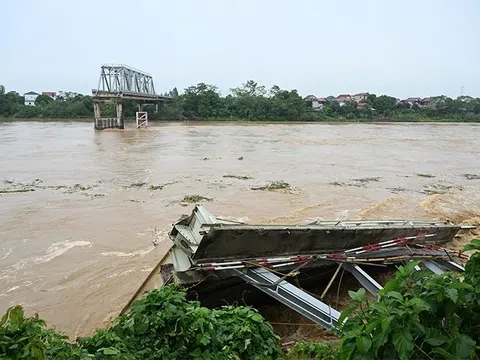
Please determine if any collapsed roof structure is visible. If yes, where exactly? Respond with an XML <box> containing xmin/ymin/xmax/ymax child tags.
<box><xmin>122</xmin><ymin>205</ymin><xmax>473</xmax><ymax>330</ymax></box>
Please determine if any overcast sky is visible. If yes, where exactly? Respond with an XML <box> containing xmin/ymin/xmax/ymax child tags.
<box><xmin>1</xmin><ymin>0</ymin><xmax>479</xmax><ymax>99</ymax></box>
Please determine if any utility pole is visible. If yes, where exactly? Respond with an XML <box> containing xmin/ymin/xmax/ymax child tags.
<box><xmin>461</xmin><ymin>86</ymin><xmax>464</xmax><ymax>97</ymax></box>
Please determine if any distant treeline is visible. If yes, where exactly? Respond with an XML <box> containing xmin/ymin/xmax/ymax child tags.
<box><xmin>1</xmin><ymin>82</ymin><xmax>480</xmax><ymax>122</ymax></box>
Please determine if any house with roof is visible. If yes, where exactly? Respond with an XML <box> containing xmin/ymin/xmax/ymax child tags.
<box><xmin>357</xmin><ymin>102</ymin><xmax>369</xmax><ymax>110</ymax></box>
<box><xmin>325</xmin><ymin>95</ymin><xmax>336</xmax><ymax>102</ymax></box>
<box><xmin>304</xmin><ymin>95</ymin><xmax>327</xmax><ymax>110</ymax></box>
<box><xmin>24</xmin><ymin>91</ymin><xmax>40</xmax><ymax>106</ymax></box>
<box><xmin>304</xmin><ymin>95</ymin><xmax>317</xmax><ymax>102</ymax></box>
<box><xmin>313</xmin><ymin>97</ymin><xmax>327</xmax><ymax>110</ymax></box>
<box><xmin>402</xmin><ymin>97</ymin><xmax>421</xmax><ymax>107</ymax></box>
<box><xmin>352</xmin><ymin>93</ymin><xmax>369</xmax><ymax>103</ymax></box>
<box><xmin>42</xmin><ymin>91</ymin><xmax>57</xmax><ymax>100</ymax></box>
<box><xmin>335</xmin><ymin>94</ymin><xmax>351</xmax><ymax>106</ymax></box>
<box><xmin>419</xmin><ymin>97</ymin><xmax>433</xmax><ymax>108</ymax></box>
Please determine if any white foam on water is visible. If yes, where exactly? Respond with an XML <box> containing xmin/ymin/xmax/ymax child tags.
<box><xmin>101</xmin><ymin>246</ymin><xmax>154</xmax><ymax>258</ymax></box>
<box><xmin>34</xmin><ymin>240</ymin><xmax>92</xmax><ymax>264</ymax></box>
<box><xmin>7</xmin><ymin>286</ymin><xmax>20</xmax><ymax>293</ymax></box>
<box><xmin>121</xmin><ymin>269</ymin><xmax>134</xmax><ymax>276</ymax></box>
<box><xmin>105</xmin><ymin>267</ymin><xmax>135</xmax><ymax>279</ymax></box>
<box><xmin>335</xmin><ymin>210</ymin><xmax>351</xmax><ymax>220</ymax></box>
<box><xmin>106</xmin><ymin>272</ymin><xmax>119</xmax><ymax>279</ymax></box>
<box><xmin>0</xmin><ymin>248</ymin><xmax>13</xmax><ymax>261</ymax></box>
<box><xmin>8</xmin><ymin>259</ymin><xmax>29</xmax><ymax>272</ymax></box>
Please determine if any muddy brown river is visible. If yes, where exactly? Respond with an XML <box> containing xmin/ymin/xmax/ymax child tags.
<box><xmin>0</xmin><ymin>121</ymin><xmax>479</xmax><ymax>338</ymax></box>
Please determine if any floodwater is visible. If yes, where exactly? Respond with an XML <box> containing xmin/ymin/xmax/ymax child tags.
<box><xmin>0</xmin><ymin>121</ymin><xmax>479</xmax><ymax>338</ymax></box>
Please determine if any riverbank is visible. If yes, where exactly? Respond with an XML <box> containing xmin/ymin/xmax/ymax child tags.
<box><xmin>1</xmin><ymin>117</ymin><xmax>479</xmax><ymax>123</ymax></box>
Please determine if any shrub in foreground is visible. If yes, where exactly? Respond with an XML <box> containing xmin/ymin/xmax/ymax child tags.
<box><xmin>1</xmin><ymin>286</ymin><xmax>280</xmax><ymax>359</ymax></box>
<box><xmin>339</xmin><ymin>239</ymin><xmax>480</xmax><ymax>359</ymax></box>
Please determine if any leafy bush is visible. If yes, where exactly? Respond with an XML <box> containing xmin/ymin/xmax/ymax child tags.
<box><xmin>285</xmin><ymin>341</ymin><xmax>338</xmax><ymax>359</ymax></box>
<box><xmin>1</xmin><ymin>285</ymin><xmax>280</xmax><ymax>359</ymax></box>
<box><xmin>0</xmin><ymin>305</ymin><xmax>89</xmax><ymax>359</ymax></box>
<box><xmin>338</xmin><ymin>239</ymin><xmax>480</xmax><ymax>360</ymax></box>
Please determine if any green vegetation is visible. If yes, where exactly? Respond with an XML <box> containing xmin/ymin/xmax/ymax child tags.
<box><xmin>2</xmin><ymin>239</ymin><xmax>480</xmax><ymax>359</ymax></box>
<box><xmin>285</xmin><ymin>342</ymin><xmax>338</xmax><ymax>359</ymax></box>
<box><xmin>338</xmin><ymin>239</ymin><xmax>480</xmax><ymax>359</ymax></box>
<box><xmin>0</xmin><ymin>286</ymin><xmax>281</xmax><ymax>359</ymax></box>
<box><xmin>0</xmin><ymin>90</ymin><xmax>93</xmax><ymax>119</ymax></box>
<box><xmin>2</xmin><ymin>82</ymin><xmax>480</xmax><ymax>121</ymax></box>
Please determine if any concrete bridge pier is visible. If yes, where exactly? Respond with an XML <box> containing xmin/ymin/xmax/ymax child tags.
<box><xmin>116</xmin><ymin>103</ymin><xmax>124</xmax><ymax>129</ymax></box>
<box><xmin>93</xmin><ymin>101</ymin><xmax>124</xmax><ymax>130</ymax></box>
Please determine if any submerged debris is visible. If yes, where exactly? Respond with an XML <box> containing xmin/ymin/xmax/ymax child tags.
<box><xmin>46</xmin><ymin>185</ymin><xmax>68</xmax><ymax>190</ymax></box>
<box><xmin>223</xmin><ymin>175</ymin><xmax>253</xmax><ymax>180</ymax></box>
<box><xmin>0</xmin><ymin>188</ymin><xmax>35</xmax><ymax>194</ymax></box>
<box><xmin>91</xmin><ymin>194</ymin><xmax>105</xmax><ymax>199</ymax></box>
<box><xmin>73</xmin><ymin>184</ymin><xmax>91</xmax><ymax>191</ymax></box>
<box><xmin>0</xmin><ymin>178</ymin><xmax>41</xmax><ymax>194</ymax></box>
<box><xmin>180</xmin><ymin>195</ymin><xmax>213</xmax><ymax>206</ymax></box>
<box><xmin>130</xmin><ymin>181</ymin><xmax>148</xmax><ymax>188</ymax></box>
<box><xmin>352</xmin><ymin>177</ymin><xmax>380</xmax><ymax>183</ymax></box>
<box><xmin>251</xmin><ymin>181</ymin><xmax>291</xmax><ymax>191</ymax></box>
<box><xmin>421</xmin><ymin>183</ymin><xmax>463</xmax><ymax>195</ymax></box>
<box><xmin>416</xmin><ymin>173</ymin><xmax>435</xmax><ymax>178</ymax></box>
<box><xmin>464</xmin><ymin>174</ymin><xmax>480</xmax><ymax>180</ymax></box>
<box><xmin>388</xmin><ymin>187</ymin><xmax>407</xmax><ymax>194</ymax></box>
<box><xmin>63</xmin><ymin>183</ymin><xmax>94</xmax><ymax>194</ymax></box>
<box><xmin>330</xmin><ymin>177</ymin><xmax>380</xmax><ymax>188</ymax></box>
<box><xmin>0</xmin><ymin>179</ymin><xmax>96</xmax><ymax>195</ymax></box>
<box><xmin>149</xmin><ymin>182</ymin><xmax>178</xmax><ymax>191</ymax></box>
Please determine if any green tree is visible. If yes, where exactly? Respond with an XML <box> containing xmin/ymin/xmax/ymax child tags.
<box><xmin>0</xmin><ymin>91</ymin><xmax>24</xmax><ymax>116</ymax></box>
<box><xmin>364</xmin><ymin>93</ymin><xmax>377</xmax><ymax>105</ymax></box>
<box><xmin>183</xmin><ymin>83</ymin><xmax>223</xmax><ymax>119</ymax></box>
<box><xmin>231</xmin><ymin>80</ymin><xmax>266</xmax><ymax>97</ymax></box>
<box><xmin>0</xmin><ymin>85</ymin><xmax>5</xmax><ymax>95</ymax></box>
<box><xmin>14</xmin><ymin>105</ymin><xmax>41</xmax><ymax>118</ymax></box>
<box><xmin>340</xmin><ymin>101</ymin><xmax>358</xmax><ymax>118</ymax></box>
<box><xmin>169</xmin><ymin>87</ymin><xmax>179</xmax><ymax>97</ymax></box>
<box><xmin>373</xmin><ymin>95</ymin><xmax>396</xmax><ymax>114</ymax></box>
<box><xmin>34</xmin><ymin>94</ymin><xmax>54</xmax><ymax>107</ymax></box>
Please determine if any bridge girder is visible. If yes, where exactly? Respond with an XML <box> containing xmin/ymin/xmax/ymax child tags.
<box><xmin>97</xmin><ymin>64</ymin><xmax>156</xmax><ymax>95</ymax></box>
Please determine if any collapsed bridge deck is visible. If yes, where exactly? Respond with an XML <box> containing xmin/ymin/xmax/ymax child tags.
<box><xmin>122</xmin><ymin>205</ymin><xmax>474</xmax><ymax>330</ymax></box>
